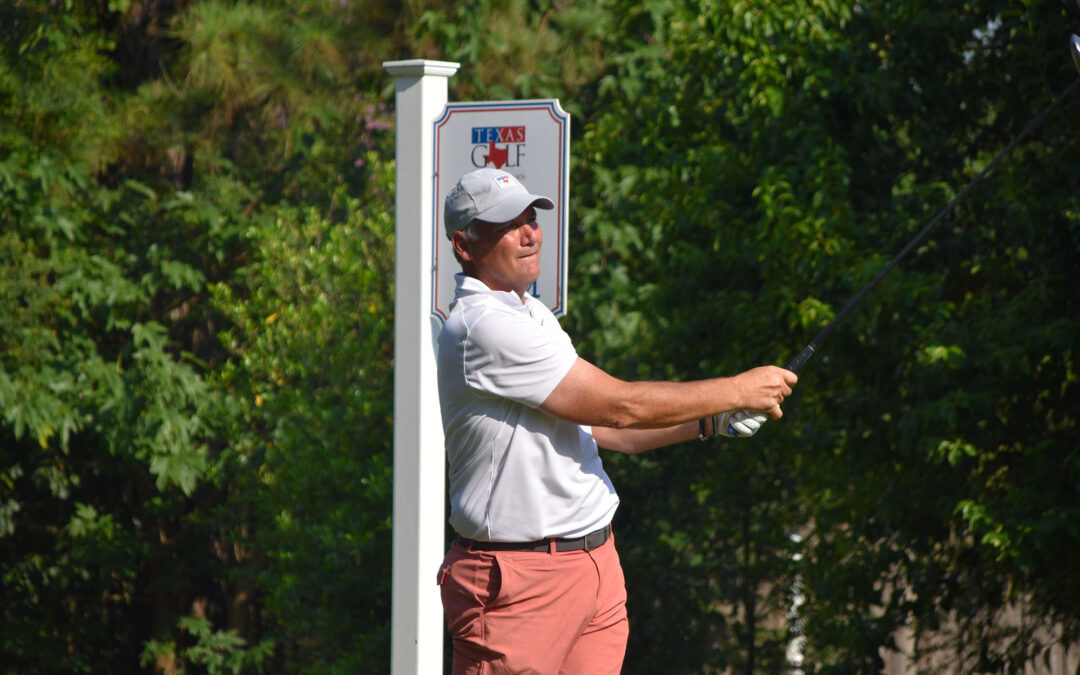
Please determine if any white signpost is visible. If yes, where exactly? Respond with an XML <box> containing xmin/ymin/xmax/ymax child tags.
<box><xmin>383</xmin><ymin>58</ymin><xmax>457</xmax><ymax>675</ymax></box>
<box><xmin>384</xmin><ymin>60</ymin><xmax>570</xmax><ymax>674</ymax></box>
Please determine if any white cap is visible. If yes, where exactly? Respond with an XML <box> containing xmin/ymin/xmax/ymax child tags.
<box><xmin>444</xmin><ymin>168</ymin><xmax>554</xmax><ymax>239</ymax></box>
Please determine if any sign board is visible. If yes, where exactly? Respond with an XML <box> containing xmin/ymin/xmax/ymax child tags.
<box><xmin>432</xmin><ymin>100</ymin><xmax>570</xmax><ymax>321</ymax></box>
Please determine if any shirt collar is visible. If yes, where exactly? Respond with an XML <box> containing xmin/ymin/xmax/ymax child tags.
<box><xmin>453</xmin><ymin>273</ymin><xmax>531</xmax><ymax>311</ymax></box>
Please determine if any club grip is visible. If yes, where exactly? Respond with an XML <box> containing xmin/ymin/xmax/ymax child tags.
<box><xmin>785</xmin><ymin>345</ymin><xmax>816</xmax><ymax>373</ymax></box>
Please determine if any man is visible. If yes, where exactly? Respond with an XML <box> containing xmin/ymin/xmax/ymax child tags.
<box><xmin>436</xmin><ymin>167</ymin><xmax>797</xmax><ymax>674</ymax></box>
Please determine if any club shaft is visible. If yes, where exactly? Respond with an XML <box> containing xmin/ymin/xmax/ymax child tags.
<box><xmin>786</xmin><ymin>76</ymin><xmax>1080</xmax><ymax>373</ymax></box>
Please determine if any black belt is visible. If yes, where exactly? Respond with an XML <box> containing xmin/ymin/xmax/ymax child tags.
<box><xmin>460</xmin><ymin>524</ymin><xmax>612</xmax><ymax>553</ymax></box>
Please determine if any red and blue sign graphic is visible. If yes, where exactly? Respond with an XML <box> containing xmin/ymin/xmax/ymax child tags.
<box><xmin>471</xmin><ymin>126</ymin><xmax>526</xmax><ymax>144</ymax></box>
<box><xmin>469</xmin><ymin>126</ymin><xmax>526</xmax><ymax>169</ymax></box>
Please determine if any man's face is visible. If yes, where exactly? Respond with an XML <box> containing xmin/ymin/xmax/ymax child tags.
<box><xmin>455</xmin><ymin>207</ymin><xmax>542</xmax><ymax>298</ymax></box>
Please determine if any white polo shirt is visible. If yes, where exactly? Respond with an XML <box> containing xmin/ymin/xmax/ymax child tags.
<box><xmin>437</xmin><ymin>274</ymin><xmax>619</xmax><ymax>542</ymax></box>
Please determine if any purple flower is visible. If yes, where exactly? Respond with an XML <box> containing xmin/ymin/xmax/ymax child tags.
<box><xmin>273</xmin><ymin>105</ymin><xmax>288</xmax><ymax>129</ymax></box>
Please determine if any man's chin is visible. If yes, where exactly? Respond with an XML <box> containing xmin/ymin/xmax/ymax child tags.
<box><xmin>517</xmin><ymin>258</ymin><xmax>540</xmax><ymax>276</ymax></box>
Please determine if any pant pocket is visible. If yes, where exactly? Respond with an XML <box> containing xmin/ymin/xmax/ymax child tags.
<box><xmin>441</xmin><ymin>551</ymin><xmax>502</xmax><ymax>642</ymax></box>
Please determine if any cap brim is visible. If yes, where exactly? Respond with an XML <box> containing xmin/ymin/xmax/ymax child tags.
<box><xmin>476</xmin><ymin>194</ymin><xmax>554</xmax><ymax>224</ymax></box>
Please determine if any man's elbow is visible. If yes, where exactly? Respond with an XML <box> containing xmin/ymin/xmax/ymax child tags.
<box><xmin>602</xmin><ymin>399</ymin><xmax>650</xmax><ymax>429</ymax></box>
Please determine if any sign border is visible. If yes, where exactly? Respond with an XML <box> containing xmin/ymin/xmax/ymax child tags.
<box><xmin>431</xmin><ymin>99</ymin><xmax>570</xmax><ymax>322</ymax></box>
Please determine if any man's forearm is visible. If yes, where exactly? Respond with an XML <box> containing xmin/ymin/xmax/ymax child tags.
<box><xmin>539</xmin><ymin>357</ymin><xmax>795</xmax><ymax>430</ymax></box>
<box><xmin>613</xmin><ymin>378</ymin><xmax>748</xmax><ymax>429</ymax></box>
<box><xmin>592</xmin><ymin>421</ymin><xmax>701</xmax><ymax>454</ymax></box>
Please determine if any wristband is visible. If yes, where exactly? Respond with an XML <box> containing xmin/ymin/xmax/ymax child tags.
<box><xmin>698</xmin><ymin>418</ymin><xmax>709</xmax><ymax>441</ymax></box>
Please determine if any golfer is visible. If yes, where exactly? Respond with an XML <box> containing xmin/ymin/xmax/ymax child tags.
<box><xmin>436</xmin><ymin>167</ymin><xmax>797</xmax><ymax>674</ymax></box>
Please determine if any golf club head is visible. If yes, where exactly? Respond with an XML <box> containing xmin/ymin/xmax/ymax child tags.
<box><xmin>1072</xmin><ymin>34</ymin><xmax>1080</xmax><ymax>75</ymax></box>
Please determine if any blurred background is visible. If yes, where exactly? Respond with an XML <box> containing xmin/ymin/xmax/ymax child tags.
<box><xmin>2</xmin><ymin>1</ymin><xmax>1078</xmax><ymax>672</ymax></box>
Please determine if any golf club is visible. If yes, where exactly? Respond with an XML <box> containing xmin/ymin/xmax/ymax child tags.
<box><xmin>783</xmin><ymin>34</ymin><xmax>1080</xmax><ymax>374</ymax></box>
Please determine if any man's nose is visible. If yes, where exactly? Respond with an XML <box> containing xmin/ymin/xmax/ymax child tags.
<box><xmin>519</xmin><ymin>220</ymin><xmax>539</xmax><ymax>241</ymax></box>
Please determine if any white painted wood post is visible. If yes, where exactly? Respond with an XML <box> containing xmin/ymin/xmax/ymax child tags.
<box><xmin>383</xmin><ymin>58</ymin><xmax>460</xmax><ymax>675</ymax></box>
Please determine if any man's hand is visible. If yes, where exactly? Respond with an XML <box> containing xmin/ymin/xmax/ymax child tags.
<box><xmin>712</xmin><ymin>410</ymin><xmax>768</xmax><ymax>437</ymax></box>
<box><xmin>734</xmin><ymin>366</ymin><xmax>797</xmax><ymax>419</ymax></box>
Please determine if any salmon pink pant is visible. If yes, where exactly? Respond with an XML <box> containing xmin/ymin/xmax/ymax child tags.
<box><xmin>437</xmin><ymin>534</ymin><xmax>629</xmax><ymax>674</ymax></box>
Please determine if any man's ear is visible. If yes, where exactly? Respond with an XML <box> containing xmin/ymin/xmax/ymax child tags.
<box><xmin>451</xmin><ymin>229</ymin><xmax>473</xmax><ymax>262</ymax></box>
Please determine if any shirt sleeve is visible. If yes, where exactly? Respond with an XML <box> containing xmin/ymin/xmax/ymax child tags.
<box><xmin>462</xmin><ymin>307</ymin><xmax>577</xmax><ymax>408</ymax></box>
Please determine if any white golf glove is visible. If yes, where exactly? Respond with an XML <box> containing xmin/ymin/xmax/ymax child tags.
<box><xmin>712</xmin><ymin>410</ymin><xmax>768</xmax><ymax>437</ymax></box>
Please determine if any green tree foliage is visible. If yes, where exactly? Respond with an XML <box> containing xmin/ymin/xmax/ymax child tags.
<box><xmin>412</xmin><ymin>0</ymin><xmax>612</xmax><ymax>116</ymax></box>
<box><xmin>568</xmin><ymin>2</ymin><xmax>862</xmax><ymax>671</ymax></box>
<box><xmin>210</xmin><ymin>183</ymin><xmax>396</xmax><ymax>671</ymax></box>
<box><xmin>0</xmin><ymin>3</ymin><xmax>226</xmax><ymax>670</ymax></box>
<box><xmin>568</xmin><ymin>0</ymin><xmax>1080</xmax><ymax>672</ymax></box>
<box><xmin>1</xmin><ymin>0</ymin><xmax>399</xmax><ymax>671</ymax></box>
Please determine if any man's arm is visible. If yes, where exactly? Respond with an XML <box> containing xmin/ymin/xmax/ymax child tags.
<box><xmin>537</xmin><ymin>357</ymin><xmax>796</xmax><ymax>431</ymax></box>
<box><xmin>591</xmin><ymin>422</ymin><xmax>699</xmax><ymax>454</ymax></box>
